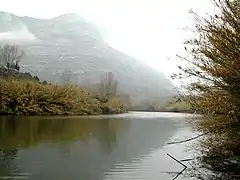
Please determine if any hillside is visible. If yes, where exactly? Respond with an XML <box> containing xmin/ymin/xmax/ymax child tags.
<box><xmin>0</xmin><ymin>12</ymin><xmax>176</xmax><ymax>106</ymax></box>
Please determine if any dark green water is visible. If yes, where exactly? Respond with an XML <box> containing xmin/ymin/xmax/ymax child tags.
<box><xmin>0</xmin><ymin>112</ymin><xmax>197</xmax><ymax>180</ymax></box>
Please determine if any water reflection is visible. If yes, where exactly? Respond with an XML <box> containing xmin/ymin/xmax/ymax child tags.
<box><xmin>0</xmin><ymin>113</ymin><xmax>192</xmax><ymax>180</ymax></box>
<box><xmin>0</xmin><ymin>116</ymin><xmax>124</xmax><ymax>151</ymax></box>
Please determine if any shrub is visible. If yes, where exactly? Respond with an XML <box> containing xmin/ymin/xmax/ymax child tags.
<box><xmin>173</xmin><ymin>0</ymin><xmax>240</xmax><ymax>179</ymax></box>
<box><xmin>0</xmin><ymin>78</ymin><xmax>102</xmax><ymax>115</ymax></box>
<box><xmin>101</xmin><ymin>98</ymin><xmax>127</xmax><ymax>114</ymax></box>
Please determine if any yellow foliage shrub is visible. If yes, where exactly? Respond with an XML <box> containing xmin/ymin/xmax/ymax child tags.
<box><xmin>0</xmin><ymin>78</ymin><xmax>102</xmax><ymax>115</ymax></box>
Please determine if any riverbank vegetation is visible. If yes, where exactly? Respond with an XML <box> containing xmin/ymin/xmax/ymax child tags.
<box><xmin>0</xmin><ymin>78</ymin><xmax>100</xmax><ymax>115</ymax></box>
<box><xmin>0</xmin><ymin>77</ymin><xmax>126</xmax><ymax>116</ymax></box>
<box><xmin>0</xmin><ymin>46</ymin><xmax>126</xmax><ymax>116</ymax></box>
<box><xmin>161</xmin><ymin>96</ymin><xmax>194</xmax><ymax>113</ymax></box>
<box><xmin>129</xmin><ymin>96</ymin><xmax>195</xmax><ymax>113</ymax></box>
<box><xmin>173</xmin><ymin>0</ymin><xmax>240</xmax><ymax>179</ymax></box>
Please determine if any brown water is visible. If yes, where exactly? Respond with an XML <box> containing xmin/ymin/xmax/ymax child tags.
<box><xmin>0</xmin><ymin>112</ymin><xmax>199</xmax><ymax>180</ymax></box>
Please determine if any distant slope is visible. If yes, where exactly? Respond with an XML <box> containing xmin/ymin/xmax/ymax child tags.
<box><xmin>0</xmin><ymin>12</ymin><xmax>176</xmax><ymax>105</ymax></box>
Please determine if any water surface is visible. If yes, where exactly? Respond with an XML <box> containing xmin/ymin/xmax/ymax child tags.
<box><xmin>0</xmin><ymin>112</ymin><xmax>198</xmax><ymax>180</ymax></box>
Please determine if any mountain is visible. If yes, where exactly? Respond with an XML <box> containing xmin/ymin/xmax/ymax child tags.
<box><xmin>0</xmin><ymin>12</ymin><xmax>176</xmax><ymax>106</ymax></box>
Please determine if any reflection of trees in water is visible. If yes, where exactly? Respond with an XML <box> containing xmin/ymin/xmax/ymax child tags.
<box><xmin>96</xmin><ymin>119</ymin><xmax>117</xmax><ymax>154</ymax></box>
<box><xmin>58</xmin><ymin>143</ymin><xmax>71</xmax><ymax>158</ymax></box>
<box><xmin>1</xmin><ymin>149</ymin><xmax>18</xmax><ymax>160</ymax></box>
<box><xmin>89</xmin><ymin>118</ymin><xmax>131</xmax><ymax>154</ymax></box>
<box><xmin>0</xmin><ymin>116</ymin><xmax>127</xmax><ymax>177</ymax></box>
<box><xmin>0</xmin><ymin>149</ymin><xmax>18</xmax><ymax>177</ymax></box>
<box><xmin>0</xmin><ymin>116</ymin><xmax>126</xmax><ymax>151</ymax></box>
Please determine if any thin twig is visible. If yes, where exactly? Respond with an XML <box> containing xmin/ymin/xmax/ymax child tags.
<box><xmin>167</xmin><ymin>153</ymin><xmax>187</xmax><ymax>168</ymax></box>
<box><xmin>167</xmin><ymin>153</ymin><xmax>188</xmax><ymax>180</ymax></box>
<box><xmin>167</xmin><ymin>133</ymin><xmax>207</xmax><ymax>145</ymax></box>
<box><xmin>173</xmin><ymin>167</ymin><xmax>187</xmax><ymax>180</ymax></box>
<box><xmin>180</xmin><ymin>158</ymin><xmax>195</xmax><ymax>162</ymax></box>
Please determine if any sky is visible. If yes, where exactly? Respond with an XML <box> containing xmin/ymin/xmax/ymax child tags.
<box><xmin>0</xmin><ymin>0</ymin><xmax>214</xmax><ymax>79</ymax></box>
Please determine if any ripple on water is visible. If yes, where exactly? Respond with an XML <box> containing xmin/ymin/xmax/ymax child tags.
<box><xmin>0</xmin><ymin>113</ymin><xmax>199</xmax><ymax>180</ymax></box>
<box><xmin>0</xmin><ymin>173</ymin><xmax>32</xmax><ymax>179</ymax></box>
<box><xmin>103</xmin><ymin>126</ymin><xmax>197</xmax><ymax>180</ymax></box>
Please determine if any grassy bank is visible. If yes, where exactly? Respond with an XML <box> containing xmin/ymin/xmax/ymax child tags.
<box><xmin>0</xmin><ymin>78</ymin><xmax>126</xmax><ymax>116</ymax></box>
<box><xmin>160</xmin><ymin>98</ymin><xmax>196</xmax><ymax>113</ymax></box>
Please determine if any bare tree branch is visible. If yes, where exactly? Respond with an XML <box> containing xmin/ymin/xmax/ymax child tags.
<box><xmin>167</xmin><ymin>153</ymin><xmax>187</xmax><ymax>180</ymax></box>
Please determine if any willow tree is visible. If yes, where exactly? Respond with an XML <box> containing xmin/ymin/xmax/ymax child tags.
<box><xmin>172</xmin><ymin>0</ymin><xmax>240</xmax><ymax>179</ymax></box>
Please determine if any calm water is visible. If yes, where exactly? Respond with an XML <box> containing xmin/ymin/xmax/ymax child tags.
<box><xmin>0</xmin><ymin>112</ymin><xmax>199</xmax><ymax>180</ymax></box>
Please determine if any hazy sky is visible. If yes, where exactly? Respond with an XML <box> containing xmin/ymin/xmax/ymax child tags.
<box><xmin>0</xmin><ymin>0</ymin><xmax>213</xmax><ymax>78</ymax></box>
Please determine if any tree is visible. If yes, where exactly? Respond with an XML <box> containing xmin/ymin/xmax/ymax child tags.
<box><xmin>98</xmin><ymin>72</ymin><xmax>118</xmax><ymax>99</ymax></box>
<box><xmin>60</xmin><ymin>69</ymin><xmax>74</xmax><ymax>84</ymax></box>
<box><xmin>0</xmin><ymin>45</ymin><xmax>25</xmax><ymax>72</ymax></box>
<box><xmin>173</xmin><ymin>0</ymin><xmax>240</xmax><ymax>116</ymax></box>
<box><xmin>33</xmin><ymin>76</ymin><xmax>40</xmax><ymax>82</ymax></box>
<box><xmin>172</xmin><ymin>0</ymin><xmax>240</xmax><ymax>179</ymax></box>
<box><xmin>117</xmin><ymin>93</ymin><xmax>131</xmax><ymax>108</ymax></box>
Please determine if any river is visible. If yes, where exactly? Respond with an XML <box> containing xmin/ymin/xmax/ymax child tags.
<box><xmin>0</xmin><ymin>112</ymin><xmax>200</xmax><ymax>180</ymax></box>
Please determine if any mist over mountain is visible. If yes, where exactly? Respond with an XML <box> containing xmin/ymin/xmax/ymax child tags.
<box><xmin>0</xmin><ymin>12</ymin><xmax>176</xmax><ymax>106</ymax></box>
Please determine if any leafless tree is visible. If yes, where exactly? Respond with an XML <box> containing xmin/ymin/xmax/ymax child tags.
<box><xmin>60</xmin><ymin>69</ymin><xmax>74</xmax><ymax>84</ymax></box>
<box><xmin>99</xmin><ymin>72</ymin><xmax>118</xmax><ymax>99</ymax></box>
<box><xmin>0</xmin><ymin>45</ymin><xmax>25</xmax><ymax>72</ymax></box>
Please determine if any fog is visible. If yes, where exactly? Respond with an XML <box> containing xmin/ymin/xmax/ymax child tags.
<box><xmin>0</xmin><ymin>0</ymin><xmax>213</xmax><ymax>78</ymax></box>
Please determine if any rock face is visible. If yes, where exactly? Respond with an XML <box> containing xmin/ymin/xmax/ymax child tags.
<box><xmin>0</xmin><ymin>12</ymin><xmax>176</xmax><ymax>105</ymax></box>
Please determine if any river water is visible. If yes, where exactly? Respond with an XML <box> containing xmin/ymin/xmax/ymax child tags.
<box><xmin>0</xmin><ymin>112</ymin><xmax>200</xmax><ymax>180</ymax></box>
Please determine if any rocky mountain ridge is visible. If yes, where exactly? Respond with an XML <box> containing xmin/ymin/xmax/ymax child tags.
<box><xmin>0</xmin><ymin>11</ymin><xmax>176</xmax><ymax>106</ymax></box>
